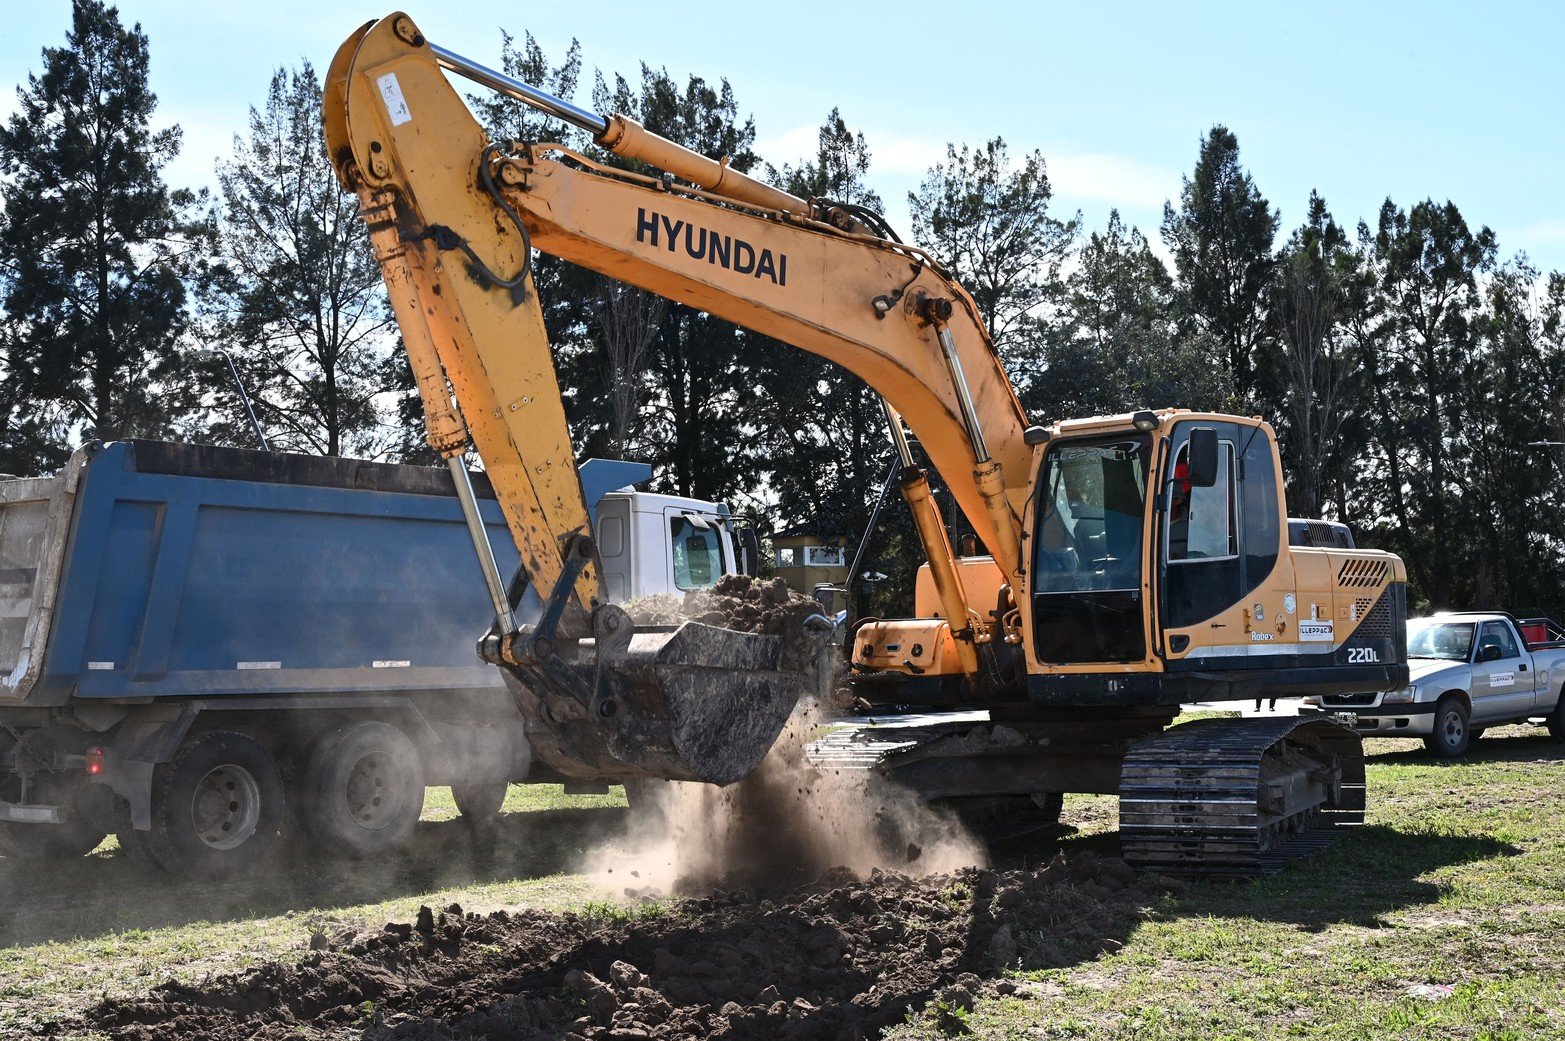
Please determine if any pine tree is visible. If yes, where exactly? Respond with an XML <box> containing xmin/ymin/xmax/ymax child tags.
<box><xmin>1039</xmin><ymin>211</ymin><xmax>1226</xmax><ymax>422</ymax></box>
<box><xmin>909</xmin><ymin>138</ymin><xmax>1078</xmax><ymax>388</ymax></box>
<box><xmin>199</xmin><ymin>63</ymin><xmax>396</xmax><ymax>457</ymax></box>
<box><xmin>1267</xmin><ymin>193</ymin><xmax>1366</xmax><ymax>518</ymax></box>
<box><xmin>1161</xmin><ymin>126</ymin><xmax>1278</xmax><ymax>397</ymax></box>
<box><xmin>0</xmin><ymin>0</ymin><xmax>200</xmax><ymax>472</ymax></box>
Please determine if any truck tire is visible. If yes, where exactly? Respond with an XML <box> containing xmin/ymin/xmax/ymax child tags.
<box><xmin>451</xmin><ymin>780</ymin><xmax>509</xmax><ymax>830</ymax></box>
<box><xmin>302</xmin><ymin>721</ymin><xmax>425</xmax><ymax>857</ymax></box>
<box><xmin>1424</xmin><ymin>696</ymin><xmax>1472</xmax><ymax>758</ymax></box>
<box><xmin>142</xmin><ymin>731</ymin><xmax>284</xmax><ymax>877</ymax></box>
<box><xmin>1546</xmin><ymin>688</ymin><xmax>1565</xmax><ymax>741</ymax></box>
<box><xmin>0</xmin><ymin>777</ymin><xmax>107</xmax><ymax>861</ymax></box>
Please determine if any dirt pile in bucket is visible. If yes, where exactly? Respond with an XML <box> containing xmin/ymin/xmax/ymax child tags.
<box><xmin>625</xmin><ymin>574</ymin><xmax>831</xmax><ymax>671</ymax></box>
<box><xmin>84</xmin><ymin>853</ymin><xmax>1179</xmax><ymax>1041</ymax></box>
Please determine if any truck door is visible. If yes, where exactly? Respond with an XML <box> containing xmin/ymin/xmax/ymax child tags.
<box><xmin>1470</xmin><ymin>620</ymin><xmax>1534</xmax><ymax>721</ymax></box>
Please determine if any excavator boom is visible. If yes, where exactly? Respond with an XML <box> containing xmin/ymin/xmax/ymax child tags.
<box><xmin>323</xmin><ymin>13</ymin><xmax>1040</xmax><ymax>783</ymax></box>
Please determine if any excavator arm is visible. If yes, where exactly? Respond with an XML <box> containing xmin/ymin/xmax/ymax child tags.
<box><xmin>324</xmin><ymin>13</ymin><xmax>1033</xmax><ymax>781</ymax></box>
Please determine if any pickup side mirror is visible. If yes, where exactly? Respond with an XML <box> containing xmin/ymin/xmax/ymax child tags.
<box><xmin>1477</xmin><ymin>643</ymin><xmax>1504</xmax><ymax>663</ymax></box>
<box><xmin>1186</xmin><ymin>427</ymin><xmax>1220</xmax><ymax>488</ymax></box>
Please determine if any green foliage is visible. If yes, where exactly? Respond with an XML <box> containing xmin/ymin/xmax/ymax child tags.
<box><xmin>1161</xmin><ymin>125</ymin><xmax>1279</xmax><ymax>396</ymax></box>
<box><xmin>909</xmin><ymin>137</ymin><xmax>1079</xmax><ymax>387</ymax></box>
<box><xmin>9</xmin><ymin>11</ymin><xmax>1565</xmax><ymax>625</ymax></box>
<box><xmin>0</xmin><ymin>0</ymin><xmax>201</xmax><ymax>473</ymax></box>
<box><xmin>1261</xmin><ymin>191</ymin><xmax>1368</xmax><ymax>517</ymax></box>
<box><xmin>1034</xmin><ymin>210</ymin><xmax>1228</xmax><ymax>423</ymax></box>
<box><xmin>197</xmin><ymin>62</ymin><xmax>398</xmax><ymax>457</ymax></box>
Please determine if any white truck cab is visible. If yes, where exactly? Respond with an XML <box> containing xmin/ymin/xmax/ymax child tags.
<box><xmin>593</xmin><ymin>489</ymin><xmax>747</xmax><ymax>601</ymax></box>
<box><xmin>515</xmin><ymin>459</ymin><xmax>754</xmax><ymax>618</ymax></box>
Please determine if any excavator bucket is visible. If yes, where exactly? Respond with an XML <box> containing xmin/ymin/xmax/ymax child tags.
<box><xmin>503</xmin><ymin>610</ymin><xmax>833</xmax><ymax>787</ymax></box>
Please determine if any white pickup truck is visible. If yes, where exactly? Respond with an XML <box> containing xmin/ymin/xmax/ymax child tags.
<box><xmin>1302</xmin><ymin>612</ymin><xmax>1565</xmax><ymax>757</ymax></box>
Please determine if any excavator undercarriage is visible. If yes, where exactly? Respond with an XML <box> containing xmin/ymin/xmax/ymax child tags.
<box><xmin>810</xmin><ymin>710</ymin><xmax>1364</xmax><ymax>878</ymax></box>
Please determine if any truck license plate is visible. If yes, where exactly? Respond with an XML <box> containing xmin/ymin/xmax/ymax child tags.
<box><xmin>1330</xmin><ymin>711</ymin><xmax>1359</xmax><ymax>728</ymax></box>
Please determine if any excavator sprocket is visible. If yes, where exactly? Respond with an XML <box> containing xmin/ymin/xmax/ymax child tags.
<box><xmin>1118</xmin><ymin>716</ymin><xmax>1365</xmax><ymax>878</ymax></box>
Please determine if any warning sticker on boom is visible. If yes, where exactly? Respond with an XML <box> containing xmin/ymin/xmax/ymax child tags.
<box><xmin>377</xmin><ymin>72</ymin><xmax>413</xmax><ymax>126</ymax></box>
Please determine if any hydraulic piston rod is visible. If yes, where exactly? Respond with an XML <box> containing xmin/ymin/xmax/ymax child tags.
<box><xmin>447</xmin><ymin>455</ymin><xmax>518</xmax><ymax>639</ymax></box>
<box><xmin>429</xmin><ymin>40</ymin><xmax>808</xmax><ymax>215</ymax></box>
<box><xmin>431</xmin><ymin>43</ymin><xmax>609</xmax><ymax>136</ymax></box>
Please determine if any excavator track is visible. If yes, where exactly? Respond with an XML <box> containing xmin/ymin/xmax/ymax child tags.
<box><xmin>1118</xmin><ymin>716</ymin><xmax>1365</xmax><ymax>878</ymax></box>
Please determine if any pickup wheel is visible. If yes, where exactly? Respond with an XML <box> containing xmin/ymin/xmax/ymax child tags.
<box><xmin>141</xmin><ymin>731</ymin><xmax>284</xmax><ymax>877</ymax></box>
<box><xmin>451</xmin><ymin>780</ymin><xmax>509</xmax><ymax>832</ymax></box>
<box><xmin>1546</xmin><ymin>688</ymin><xmax>1565</xmax><ymax>741</ymax></box>
<box><xmin>302</xmin><ymin>721</ymin><xmax>425</xmax><ymax>857</ymax></box>
<box><xmin>1424</xmin><ymin>696</ymin><xmax>1472</xmax><ymax>758</ymax></box>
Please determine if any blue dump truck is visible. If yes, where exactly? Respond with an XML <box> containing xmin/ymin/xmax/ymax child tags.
<box><xmin>0</xmin><ymin>440</ymin><xmax>748</xmax><ymax>876</ymax></box>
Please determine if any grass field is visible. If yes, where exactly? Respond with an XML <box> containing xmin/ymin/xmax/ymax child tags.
<box><xmin>4</xmin><ymin>726</ymin><xmax>1564</xmax><ymax>1039</ymax></box>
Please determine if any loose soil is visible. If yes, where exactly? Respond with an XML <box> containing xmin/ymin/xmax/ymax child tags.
<box><xmin>626</xmin><ymin>574</ymin><xmax>831</xmax><ymax>671</ymax></box>
<box><xmin>83</xmin><ymin>852</ymin><xmax>1173</xmax><ymax>1041</ymax></box>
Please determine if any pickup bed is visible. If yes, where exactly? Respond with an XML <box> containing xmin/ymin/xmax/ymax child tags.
<box><xmin>1303</xmin><ymin>612</ymin><xmax>1565</xmax><ymax>757</ymax></box>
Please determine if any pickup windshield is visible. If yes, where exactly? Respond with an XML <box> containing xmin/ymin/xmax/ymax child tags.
<box><xmin>1407</xmin><ymin>619</ymin><xmax>1475</xmax><ymax>662</ymax></box>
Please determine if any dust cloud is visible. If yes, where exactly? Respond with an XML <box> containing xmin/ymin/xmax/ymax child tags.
<box><xmin>584</xmin><ymin>706</ymin><xmax>986</xmax><ymax>897</ymax></box>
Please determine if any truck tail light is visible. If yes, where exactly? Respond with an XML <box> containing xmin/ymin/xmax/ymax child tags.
<box><xmin>85</xmin><ymin>746</ymin><xmax>105</xmax><ymax>776</ymax></box>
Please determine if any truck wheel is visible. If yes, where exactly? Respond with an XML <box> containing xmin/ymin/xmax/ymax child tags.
<box><xmin>0</xmin><ymin>776</ymin><xmax>108</xmax><ymax>861</ymax></box>
<box><xmin>142</xmin><ymin>731</ymin><xmax>284</xmax><ymax>877</ymax></box>
<box><xmin>303</xmin><ymin>721</ymin><xmax>424</xmax><ymax>857</ymax></box>
<box><xmin>1423</xmin><ymin>696</ymin><xmax>1471</xmax><ymax>758</ymax></box>
<box><xmin>1546</xmin><ymin>689</ymin><xmax>1565</xmax><ymax>741</ymax></box>
<box><xmin>451</xmin><ymin>780</ymin><xmax>509</xmax><ymax>831</ymax></box>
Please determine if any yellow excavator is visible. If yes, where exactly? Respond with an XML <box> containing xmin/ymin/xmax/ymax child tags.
<box><xmin>324</xmin><ymin>13</ymin><xmax>1408</xmax><ymax>874</ymax></box>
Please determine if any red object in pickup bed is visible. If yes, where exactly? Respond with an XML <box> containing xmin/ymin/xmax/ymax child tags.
<box><xmin>1518</xmin><ymin>617</ymin><xmax>1565</xmax><ymax>649</ymax></box>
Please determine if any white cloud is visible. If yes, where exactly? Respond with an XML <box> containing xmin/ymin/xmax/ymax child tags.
<box><xmin>1515</xmin><ymin>219</ymin><xmax>1565</xmax><ymax>245</ymax></box>
<box><xmin>1045</xmin><ymin>151</ymin><xmax>1178</xmax><ymax>212</ymax></box>
<box><xmin>751</xmin><ymin>124</ymin><xmax>822</xmax><ymax>168</ymax></box>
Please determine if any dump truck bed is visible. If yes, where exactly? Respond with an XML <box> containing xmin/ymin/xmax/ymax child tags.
<box><xmin>1</xmin><ymin>440</ymin><xmax>516</xmax><ymax>707</ymax></box>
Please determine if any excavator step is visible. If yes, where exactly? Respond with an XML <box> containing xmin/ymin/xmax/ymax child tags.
<box><xmin>1119</xmin><ymin>716</ymin><xmax>1365</xmax><ymax>879</ymax></box>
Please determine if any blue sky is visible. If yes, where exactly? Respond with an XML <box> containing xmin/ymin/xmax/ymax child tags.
<box><xmin>3</xmin><ymin>1</ymin><xmax>1562</xmax><ymax>273</ymax></box>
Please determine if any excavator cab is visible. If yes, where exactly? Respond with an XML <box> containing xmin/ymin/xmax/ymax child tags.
<box><xmin>853</xmin><ymin>409</ymin><xmax>1406</xmax><ymax>713</ymax></box>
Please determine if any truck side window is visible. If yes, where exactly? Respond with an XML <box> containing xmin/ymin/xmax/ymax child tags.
<box><xmin>669</xmin><ymin>516</ymin><xmax>724</xmax><ymax>591</ymax></box>
<box><xmin>1478</xmin><ymin>621</ymin><xmax>1519</xmax><ymax>660</ymax></box>
<box><xmin>1168</xmin><ymin>441</ymin><xmax>1236</xmax><ymax>562</ymax></box>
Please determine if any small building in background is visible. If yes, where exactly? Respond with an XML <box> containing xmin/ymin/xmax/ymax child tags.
<box><xmin>771</xmin><ymin>525</ymin><xmax>850</xmax><ymax>596</ymax></box>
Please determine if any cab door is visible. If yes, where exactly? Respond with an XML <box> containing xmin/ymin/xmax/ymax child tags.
<box><xmin>1158</xmin><ymin>421</ymin><xmax>1284</xmax><ymax>646</ymax></box>
<box><xmin>1470</xmin><ymin>620</ymin><xmax>1535</xmax><ymax>721</ymax></box>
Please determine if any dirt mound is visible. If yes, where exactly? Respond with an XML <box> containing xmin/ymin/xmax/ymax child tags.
<box><xmin>627</xmin><ymin>574</ymin><xmax>831</xmax><ymax>671</ymax></box>
<box><xmin>85</xmin><ymin>854</ymin><xmax>1175</xmax><ymax>1041</ymax></box>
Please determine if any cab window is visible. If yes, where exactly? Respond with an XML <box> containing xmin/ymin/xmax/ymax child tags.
<box><xmin>670</xmin><ymin>516</ymin><xmax>724</xmax><ymax>590</ymax></box>
<box><xmin>1168</xmin><ymin>440</ymin><xmax>1236</xmax><ymax>562</ymax></box>
<box><xmin>1477</xmin><ymin>621</ymin><xmax>1519</xmax><ymax>661</ymax></box>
